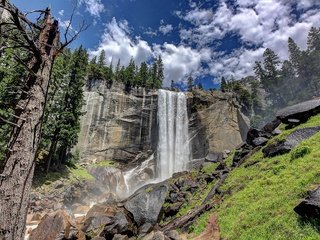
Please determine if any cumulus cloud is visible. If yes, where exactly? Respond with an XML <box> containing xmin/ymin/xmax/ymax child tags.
<box><xmin>79</xmin><ymin>0</ymin><xmax>104</xmax><ymax>17</ymax></box>
<box><xmin>159</xmin><ymin>24</ymin><xmax>173</xmax><ymax>35</ymax></box>
<box><xmin>90</xmin><ymin>18</ymin><xmax>153</xmax><ymax>67</ymax></box>
<box><xmin>178</xmin><ymin>0</ymin><xmax>320</xmax><ymax>82</ymax></box>
<box><xmin>153</xmin><ymin>44</ymin><xmax>211</xmax><ymax>86</ymax></box>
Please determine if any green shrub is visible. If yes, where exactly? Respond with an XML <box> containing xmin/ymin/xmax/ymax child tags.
<box><xmin>291</xmin><ymin>146</ymin><xmax>311</xmax><ymax>160</ymax></box>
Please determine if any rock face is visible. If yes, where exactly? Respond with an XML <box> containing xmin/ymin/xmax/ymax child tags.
<box><xmin>77</xmin><ymin>81</ymin><xmax>158</xmax><ymax>163</ymax></box>
<box><xmin>294</xmin><ymin>186</ymin><xmax>320</xmax><ymax>219</ymax></box>
<box><xmin>276</xmin><ymin>98</ymin><xmax>320</xmax><ymax>125</ymax></box>
<box><xmin>188</xmin><ymin>89</ymin><xmax>249</xmax><ymax>159</ymax></box>
<box><xmin>77</xmin><ymin>82</ymin><xmax>249</xmax><ymax>163</ymax></box>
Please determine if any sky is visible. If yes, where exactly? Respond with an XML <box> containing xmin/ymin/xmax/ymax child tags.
<box><xmin>11</xmin><ymin>0</ymin><xmax>320</xmax><ymax>89</ymax></box>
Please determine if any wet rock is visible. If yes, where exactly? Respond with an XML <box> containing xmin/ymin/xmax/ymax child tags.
<box><xmin>294</xmin><ymin>186</ymin><xmax>320</xmax><ymax>219</ymax></box>
<box><xmin>276</xmin><ymin>99</ymin><xmax>320</xmax><ymax>124</ymax></box>
<box><xmin>29</xmin><ymin>210</ymin><xmax>80</xmax><ymax>240</ymax></box>
<box><xmin>124</xmin><ymin>183</ymin><xmax>168</xmax><ymax>227</ymax></box>
<box><xmin>263</xmin><ymin>126</ymin><xmax>320</xmax><ymax>157</ymax></box>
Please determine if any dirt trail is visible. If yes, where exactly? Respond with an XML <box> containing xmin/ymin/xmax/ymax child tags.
<box><xmin>182</xmin><ymin>213</ymin><xmax>220</xmax><ymax>240</ymax></box>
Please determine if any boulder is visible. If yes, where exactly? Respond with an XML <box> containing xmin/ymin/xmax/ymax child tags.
<box><xmin>142</xmin><ymin>231</ymin><xmax>170</xmax><ymax>240</ymax></box>
<box><xmin>102</xmin><ymin>211</ymin><xmax>135</xmax><ymax>239</ymax></box>
<box><xmin>29</xmin><ymin>211</ymin><xmax>81</xmax><ymax>240</ymax></box>
<box><xmin>263</xmin><ymin>126</ymin><xmax>320</xmax><ymax>157</ymax></box>
<box><xmin>232</xmin><ymin>144</ymin><xmax>253</xmax><ymax>166</ymax></box>
<box><xmin>276</xmin><ymin>99</ymin><xmax>320</xmax><ymax>124</ymax></box>
<box><xmin>262</xmin><ymin>118</ymin><xmax>281</xmax><ymax>133</ymax></box>
<box><xmin>205</xmin><ymin>152</ymin><xmax>222</xmax><ymax>162</ymax></box>
<box><xmin>124</xmin><ymin>183</ymin><xmax>168</xmax><ymax>227</ymax></box>
<box><xmin>252</xmin><ymin>137</ymin><xmax>269</xmax><ymax>147</ymax></box>
<box><xmin>294</xmin><ymin>186</ymin><xmax>320</xmax><ymax>219</ymax></box>
<box><xmin>81</xmin><ymin>204</ymin><xmax>115</xmax><ymax>234</ymax></box>
<box><xmin>165</xmin><ymin>230</ymin><xmax>181</xmax><ymax>240</ymax></box>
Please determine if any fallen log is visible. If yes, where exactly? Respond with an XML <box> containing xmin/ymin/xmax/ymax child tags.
<box><xmin>202</xmin><ymin>174</ymin><xmax>228</xmax><ymax>204</ymax></box>
<box><xmin>161</xmin><ymin>203</ymin><xmax>212</xmax><ymax>232</ymax></box>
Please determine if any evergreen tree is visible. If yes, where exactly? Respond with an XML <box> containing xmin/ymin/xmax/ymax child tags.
<box><xmin>171</xmin><ymin>80</ymin><xmax>174</xmax><ymax>90</ymax></box>
<box><xmin>115</xmin><ymin>59</ymin><xmax>121</xmax><ymax>81</ymax></box>
<box><xmin>187</xmin><ymin>74</ymin><xmax>193</xmax><ymax>91</ymax></box>
<box><xmin>155</xmin><ymin>56</ymin><xmax>164</xmax><ymax>89</ymax></box>
<box><xmin>41</xmin><ymin>47</ymin><xmax>88</xmax><ymax>172</ymax></box>
<box><xmin>150</xmin><ymin>62</ymin><xmax>157</xmax><ymax>89</ymax></box>
<box><xmin>138</xmin><ymin>62</ymin><xmax>148</xmax><ymax>87</ymax></box>
<box><xmin>288</xmin><ymin>37</ymin><xmax>301</xmax><ymax>75</ymax></box>
<box><xmin>220</xmin><ymin>76</ymin><xmax>227</xmax><ymax>92</ymax></box>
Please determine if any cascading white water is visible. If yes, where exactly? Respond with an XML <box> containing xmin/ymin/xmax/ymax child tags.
<box><xmin>157</xmin><ymin>89</ymin><xmax>190</xmax><ymax>181</ymax></box>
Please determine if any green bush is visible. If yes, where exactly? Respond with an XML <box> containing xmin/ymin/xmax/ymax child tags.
<box><xmin>291</xmin><ymin>146</ymin><xmax>311</xmax><ymax>160</ymax></box>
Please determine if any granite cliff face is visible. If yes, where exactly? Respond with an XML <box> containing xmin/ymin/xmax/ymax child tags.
<box><xmin>77</xmin><ymin>81</ymin><xmax>158</xmax><ymax>163</ymax></box>
<box><xmin>76</xmin><ymin>82</ymin><xmax>249</xmax><ymax>163</ymax></box>
<box><xmin>188</xmin><ymin>89</ymin><xmax>249</xmax><ymax>159</ymax></box>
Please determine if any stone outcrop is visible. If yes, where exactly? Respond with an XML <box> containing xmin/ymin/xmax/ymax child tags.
<box><xmin>276</xmin><ymin>98</ymin><xmax>320</xmax><ymax>125</ymax></box>
<box><xmin>188</xmin><ymin>89</ymin><xmax>249</xmax><ymax>159</ymax></box>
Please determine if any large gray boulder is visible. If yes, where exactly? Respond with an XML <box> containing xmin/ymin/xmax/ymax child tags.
<box><xmin>124</xmin><ymin>182</ymin><xmax>168</xmax><ymax>227</ymax></box>
<box><xmin>276</xmin><ymin>99</ymin><xmax>320</xmax><ymax>124</ymax></box>
<box><xmin>294</xmin><ymin>186</ymin><xmax>320</xmax><ymax>219</ymax></box>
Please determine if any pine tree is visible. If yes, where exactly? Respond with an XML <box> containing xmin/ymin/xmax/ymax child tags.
<box><xmin>151</xmin><ymin>62</ymin><xmax>157</xmax><ymax>89</ymax></box>
<box><xmin>155</xmin><ymin>56</ymin><xmax>164</xmax><ymax>89</ymax></box>
<box><xmin>187</xmin><ymin>74</ymin><xmax>193</xmax><ymax>91</ymax></box>
<box><xmin>138</xmin><ymin>62</ymin><xmax>148</xmax><ymax>87</ymax></box>
<box><xmin>220</xmin><ymin>76</ymin><xmax>227</xmax><ymax>92</ymax></box>
<box><xmin>307</xmin><ymin>27</ymin><xmax>320</xmax><ymax>52</ymax></box>
<box><xmin>288</xmin><ymin>37</ymin><xmax>301</xmax><ymax>75</ymax></box>
<box><xmin>115</xmin><ymin>59</ymin><xmax>121</xmax><ymax>81</ymax></box>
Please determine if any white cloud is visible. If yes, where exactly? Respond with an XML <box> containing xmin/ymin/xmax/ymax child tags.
<box><xmin>159</xmin><ymin>24</ymin><xmax>173</xmax><ymax>35</ymax></box>
<box><xmin>89</xmin><ymin>18</ymin><xmax>153</xmax><ymax>67</ymax></box>
<box><xmin>79</xmin><ymin>0</ymin><xmax>105</xmax><ymax>17</ymax></box>
<box><xmin>178</xmin><ymin>0</ymin><xmax>320</xmax><ymax>82</ymax></box>
<box><xmin>153</xmin><ymin>43</ymin><xmax>211</xmax><ymax>86</ymax></box>
<box><xmin>58</xmin><ymin>10</ymin><xmax>64</xmax><ymax>16</ymax></box>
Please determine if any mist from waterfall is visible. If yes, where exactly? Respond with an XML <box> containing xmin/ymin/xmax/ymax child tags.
<box><xmin>157</xmin><ymin>89</ymin><xmax>190</xmax><ymax>181</ymax></box>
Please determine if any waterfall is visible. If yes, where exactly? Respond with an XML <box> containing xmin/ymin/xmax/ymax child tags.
<box><xmin>157</xmin><ymin>89</ymin><xmax>190</xmax><ymax>181</ymax></box>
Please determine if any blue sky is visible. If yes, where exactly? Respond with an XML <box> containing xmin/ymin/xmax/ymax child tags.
<box><xmin>11</xmin><ymin>0</ymin><xmax>320</xmax><ymax>89</ymax></box>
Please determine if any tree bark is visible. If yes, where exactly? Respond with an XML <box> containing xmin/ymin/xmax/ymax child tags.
<box><xmin>0</xmin><ymin>4</ymin><xmax>60</xmax><ymax>239</ymax></box>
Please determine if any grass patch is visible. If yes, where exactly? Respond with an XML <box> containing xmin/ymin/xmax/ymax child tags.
<box><xmin>33</xmin><ymin>164</ymin><xmax>93</xmax><ymax>190</ymax></box>
<box><xmin>217</xmin><ymin>126</ymin><xmax>320</xmax><ymax>240</ymax></box>
<box><xmin>92</xmin><ymin>160</ymin><xmax>115</xmax><ymax>167</ymax></box>
<box><xmin>202</xmin><ymin>162</ymin><xmax>219</xmax><ymax>174</ymax></box>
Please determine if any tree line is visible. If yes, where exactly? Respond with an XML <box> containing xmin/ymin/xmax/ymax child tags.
<box><xmin>221</xmin><ymin>27</ymin><xmax>320</xmax><ymax>127</ymax></box>
<box><xmin>87</xmin><ymin>50</ymin><xmax>164</xmax><ymax>92</ymax></box>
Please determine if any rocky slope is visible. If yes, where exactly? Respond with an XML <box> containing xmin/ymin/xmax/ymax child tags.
<box><xmin>76</xmin><ymin>82</ymin><xmax>249</xmax><ymax>164</ymax></box>
<box><xmin>28</xmin><ymin>98</ymin><xmax>320</xmax><ymax>240</ymax></box>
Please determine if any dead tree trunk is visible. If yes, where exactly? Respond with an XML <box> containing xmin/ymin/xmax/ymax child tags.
<box><xmin>0</xmin><ymin>3</ymin><xmax>60</xmax><ymax>240</ymax></box>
